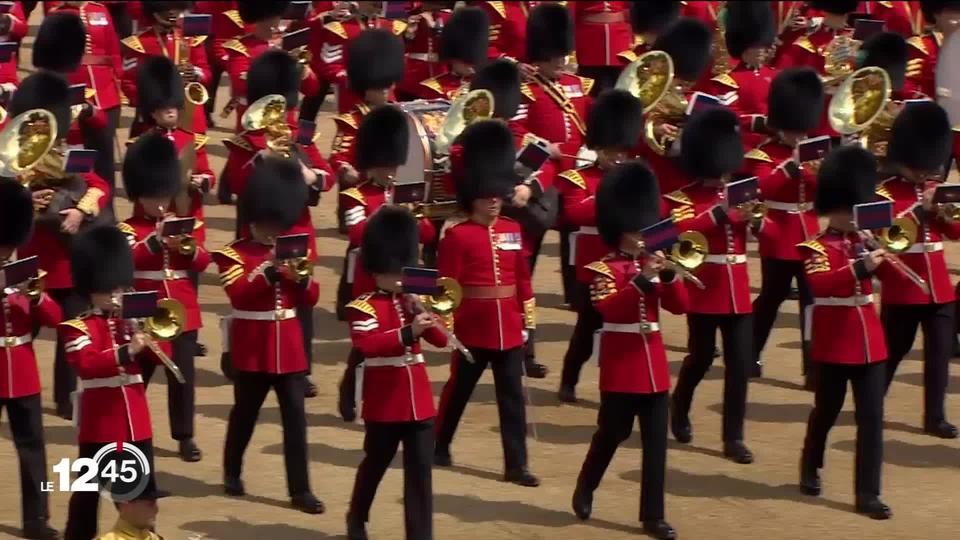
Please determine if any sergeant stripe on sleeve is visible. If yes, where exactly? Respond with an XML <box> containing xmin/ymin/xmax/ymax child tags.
<box><xmin>65</xmin><ymin>336</ymin><xmax>92</xmax><ymax>353</ymax></box>
<box><xmin>350</xmin><ymin>319</ymin><xmax>379</xmax><ymax>332</ymax></box>
<box><xmin>344</xmin><ymin>206</ymin><xmax>366</xmax><ymax>227</ymax></box>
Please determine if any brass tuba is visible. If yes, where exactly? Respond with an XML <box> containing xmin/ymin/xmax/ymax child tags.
<box><xmin>615</xmin><ymin>50</ymin><xmax>675</xmax><ymax>113</ymax></box>
<box><xmin>0</xmin><ymin>109</ymin><xmax>58</xmax><ymax>181</ymax></box>
<box><xmin>434</xmin><ymin>89</ymin><xmax>494</xmax><ymax>155</ymax></box>
<box><xmin>828</xmin><ymin>66</ymin><xmax>892</xmax><ymax>135</ymax></box>
<box><xmin>878</xmin><ymin>216</ymin><xmax>917</xmax><ymax>254</ymax></box>
<box><xmin>241</xmin><ymin>94</ymin><xmax>292</xmax><ymax>157</ymax></box>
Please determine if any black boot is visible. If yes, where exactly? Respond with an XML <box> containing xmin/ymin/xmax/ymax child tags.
<box><xmin>524</xmin><ymin>357</ymin><xmax>548</xmax><ymax>379</ymax></box>
<box><xmin>194</xmin><ymin>342</ymin><xmax>208</xmax><ymax>356</ymax></box>
<box><xmin>923</xmin><ymin>419</ymin><xmax>959</xmax><ymax>439</ymax></box>
<box><xmin>55</xmin><ymin>401</ymin><xmax>72</xmax><ymax>421</ymax></box>
<box><xmin>304</xmin><ymin>376</ymin><xmax>318</xmax><ymax>399</ymax></box>
<box><xmin>224</xmin><ymin>476</ymin><xmax>245</xmax><ymax>496</ymax></box>
<box><xmin>178</xmin><ymin>438</ymin><xmax>202</xmax><ymax>462</ymax></box>
<box><xmin>642</xmin><ymin>520</ymin><xmax>677</xmax><ymax>540</ymax></box>
<box><xmin>799</xmin><ymin>454</ymin><xmax>821</xmax><ymax>496</ymax></box>
<box><xmin>434</xmin><ymin>446</ymin><xmax>452</xmax><ymax>467</ymax></box>
<box><xmin>571</xmin><ymin>486</ymin><xmax>592</xmax><ymax>520</ymax></box>
<box><xmin>855</xmin><ymin>496</ymin><xmax>892</xmax><ymax>520</ymax></box>
<box><xmin>670</xmin><ymin>394</ymin><xmax>692</xmax><ymax>444</ymax></box>
<box><xmin>292</xmin><ymin>492</ymin><xmax>325</xmax><ymax>514</ymax></box>
<box><xmin>557</xmin><ymin>383</ymin><xmax>577</xmax><ymax>403</ymax></box>
<box><xmin>346</xmin><ymin>513</ymin><xmax>368</xmax><ymax>540</ymax></box>
<box><xmin>504</xmin><ymin>468</ymin><xmax>540</xmax><ymax>487</ymax></box>
<box><xmin>723</xmin><ymin>440</ymin><xmax>754</xmax><ymax>464</ymax></box>
<box><xmin>22</xmin><ymin>521</ymin><xmax>60</xmax><ymax>540</ymax></box>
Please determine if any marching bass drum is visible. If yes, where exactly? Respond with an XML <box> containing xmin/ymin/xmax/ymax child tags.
<box><xmin>936</xmin><ymin>31</ymin><xmax>960</xmax><ymax>136</ymax></box>
<box><xmin>396</xmin><ymin>99</ymin><xmax>452</xmax><ymax>201</ymax></box>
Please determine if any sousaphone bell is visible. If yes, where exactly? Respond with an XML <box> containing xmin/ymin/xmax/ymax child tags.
<box><xmin>434</xmin><ymin>88</ymin><xmax>494</xmax><ymax>155</ymax></box>
<box><xmin>241</xmin><ymin>94</ymin><xmax>293</xmax><ymax>157</ymax></box>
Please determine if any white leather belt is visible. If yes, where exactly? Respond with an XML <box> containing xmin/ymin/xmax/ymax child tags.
<box><xmin>0</xmin><ymin>334</ymin><xmax>32</xmax><ymax>348</ymax></box>
<box><xmin>813</xmin><ymin>294</ymin><xmax>874</xmax><ymax>307</ymax></box>
<box><xmin>408</xmin><ymin>52</ymin><xmax>439</xmax><ymax>62</ymax></box>
<box><xmin>364</xmin><ymin>353</ymin><xmax>426</xmax><ymax>367</ymax></box>
<box><xmin>77</xmin><ymin>373</ymin><xmax>144</xmax><ymax>391</ymax></box>
<box><xmin>765</xmin><ymin>200</ymin><xmax>813</xmax><ymax>213</ymax></box>
<box><xmin>602</xmin><ymin>322</ymin><xmax>660</xmax><ymax>334</ymax></box>
<box><xmin>578</xmin><ymin>226</ymin><xmax>599</xmax><ymax>235</ymax></box>
<box><xmin>904</xmin><ymin>242</ymin><xmax>943</xmax><ymax>254</ymax></box>
<box><xmin>232</xmin><ymin>309</ymin><xmax>297</xmax><ymax>321</ymax></box>
<box><xmin>134</xmin><ymin>270</ymin><xmax>189</xmax><ymax>280</ymax></box>
<box><xmin>704</xmin><ymin>254</ymin><xmax>747</xmax><ymax>264</ymax></box>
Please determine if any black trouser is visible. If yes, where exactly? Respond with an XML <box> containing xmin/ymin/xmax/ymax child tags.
<box><xmin>205</xmin><ymin>52</ymin><xmax>224</xmax><ymax>119</ymax></box>
<box><xmin>298</xmin><ymin>81</ymin><xmax>332</xmax><ymax>124</ymax></box>
<box><xmin>297</xmin><ymin>304</ymin><xmax>314</xmax><ymax>375</ymax></box>
<box><xmin>524</xmin><ymin>230</ymin><xmax>547</xmax><ymax>365</ymax></box>
<box><xmin>0</xmin><ymin>394</ymin><xmax>49</xmax><ymax>528</ymax></box>
<box><xmin>559</xmin><ymin>226</ymin><xmax>576</xmax><ymax>305</ymax></box>
<box><xmin>752</xmin><ymin>258</ymin><xmax>812</xmax><ymax>372</ymax></box>
<box><xmin>435</xmin><ymin>347</ymin><xmax>529</xmax><ymax>471</ymax></box>
<box><xmin>47</xmin><ymin>289</ymin><xmax>86</xmax><ymax>409</ymax></box>
<box><xmin>577</xmin><ymin>66</ymin><xmax>622</xmax><ymax>97</ymax></box>
<box><xmin>803</xmin><ymin>362</ymin><xmax>884</xmax><ymax>497</ymax></box>
<box><xmin>223</xmin><ymin>371</ymin><xmax>310</xmax><ymax>496</ymax></box>
<box><xmin>577</xmin><ymin>391</ymin><xmax>668</xmax><ymax>521</ymax></box>
<box><xmin>80</xmin><ymin>107</ymin><xmax>121</xmax><ymax>214</ymax></box>
<box><xmin>141</xmin><ymin>330</ymin><xmax>197</xmax><ymax>441</ymax></box>
<box><xmin>560</xmin><ymin>282</ymin><xmax>603</xmax><ymax>388</ymax></box>
<box><xmin>674</xmin><ymin>313</ymin><xmax>751</xmax><ymax>442</ymax></box>
<box><xmin>339</xmin><ymin>347</ymin><xmax>365</xmax><ymax>407</ymax></box>
<box><xmin>881</xmin><ymin>302</ymin><xmax>953</xmax><ymax>424</ymax></box>
<box><xmin>336</xmin><ymin>248</ymin><xmax>353</xmax><ymax>321</ymax></box>
<box><xmin>65</xmin><ymin>439</ymin><xmax>155</xmax><ymax>540</ymax></box>
<box><xmin>350</xmin><ymin>420</ymin><xmax>434</xmax><ymax>540</ymax></box>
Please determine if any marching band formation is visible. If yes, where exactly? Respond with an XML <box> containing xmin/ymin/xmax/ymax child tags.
<box><xmin>1</xmin><ymin>1</ymin><xmax>960</xmax><ymax>539</ymax></box>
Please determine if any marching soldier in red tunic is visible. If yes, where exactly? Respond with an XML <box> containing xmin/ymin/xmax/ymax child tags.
<box><xmin>0</xmin><ymin>182</ymin><xmax>61</xmax><ymax>540</ymax></box>
<box><xmin>120</xmin><ymin>1</ymin><xmax>212</xmax><ymax>136</ymax></box>
<box><xmin>771</xmin><ymin>1</ymin><xmax>822</xmax><ymax>66</ymax></box>
<box><xmin>345</xmin><ymin>206</ymin><xmax>445</xmax><ymax>540</ymax></box>
<box><xmin>60</xmin><ymin>226</ymin><xmax>161</xmax><ymax>540</ymax></box>
<box><xmin>571</xmin><ymin>162</ymin><xmax>687</xmax><ymax>540</ymax></box>
<box><xmin>215</xmin><ymin>158</ymin><xmax>325</xmax><ymax>514</ymax></box>
<box><xmin>864</xmin><ymin>0</ymin><xmax>926</xmax><ymax>38</ymax></box>
<box><xmin>905</xmin><ymin>2</ymin><xmax>959</xmax><ymax>99</ymax></box>
<box><xmin>0</xmin><ymin>0</ymin><xmax>27</xmax><ymax>95</ymax></box>
<box><xmin>395</xmin><ymin>2</ymin><xmax>455</xmax><ymax>100</ymax></box>
<box><xmin>571</xmin><ymin>1</ymin><xmax>632</xmax><ymax>95</ymax></box>
<box><xmin>13</xmin><ymin>72</ymin><xmax>112</xmax><ymax>420</ymax></box>
<box><xmin>664</xmin><ymin>108</ymin><xmax>756</xmax><ymax>464</ymax></box>
<box><xmin>747</xmin><ymin>68</ymin><xmax>824</xmax><ymax>380</ymax></box>
<box><xmin>414</xmin><ymin>7</ymin><xmax>489</xmax><ymax>100</ymax></box>
<box><xmin>476</xmin><ymin>0</ymin><xmax>529</xmax><ymax>61</ymax></box>
<box><xmin>798</xmin><ymin>145</ymin><xmax>897</xmax><ymax>520</ymax></box>
<box><xmin>119</xmin><ymin>133</ymin><xmax>211</xmax><ymax>462</ymax></box>
<box><xmin>615</xmin><ymin>1</ymin><xmax>681</xmax><ymax>65</ymax></box>
<box><xmin>557</xmin><ymin>89</ymin><xmax>644</xmax><ymax>403</ymax></box>
<box><xmin>877</xmin><ymin>102</ymin><xmax>959</xmax><ymax>439</ymax></box>
<box><xmin>192</xmin><ymin>0</ymin><xmax>248</xmax><ymax>124</ymax></box>
<box><xmin>434</xmin><ymin>120</ymin><xmax>540</xmax><ymax>487</ymax></box>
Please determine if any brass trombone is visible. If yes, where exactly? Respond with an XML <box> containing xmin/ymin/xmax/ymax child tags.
<box><xmin>434</xmin><ymin>88</ymin><xmax>494</xmax><ymax>155</ymax></box>
<box><xmin>117</xmin><ymin>295</ymin><xmax>187</xmax><ymax>384</ymax></box>
<box><xmin>857</xmin><ymin>220</ymin><xmax>929</xmax><ymax>293</ymax></box>
<box><xmin>401</xmin><ymin>276</ymin><xmax>474</xmax><ymax>363</ymax></box>
<box><xmin>638</xmin><ymin>230</ymin><xmax>707</xmax><ymax>289</ymax></box>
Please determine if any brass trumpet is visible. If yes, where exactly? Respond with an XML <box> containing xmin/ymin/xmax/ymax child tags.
<box><xmin>281</xmin><ymin>257</ymin><xmax>315</xmax><ymax>282</ymax></box>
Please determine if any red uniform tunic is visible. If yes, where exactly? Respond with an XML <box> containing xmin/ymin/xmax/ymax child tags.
<box><xmin>120</xmin><ymin>27</ymin><xmax>212</xmax><ymax>134</ymax></box>
<box><xmin>0</xmin><ymin>291</ymin><xmax>62</xmax><ymax>398</ymax></box>
<box><xmin>479</xmin><ymin>1</ymin><xmax>529</xmax><ymax>60</ymax></box>
<box><xmin>50</xmin><ymin>2</ymin><xmax>125</xmax><ymax>112</ymax></box>
<box><xmin>119</xmin><ymin>214</ymin><xmax>211</xmax><ymax>333</ymax></box>
<box><xmin>571</xmin><ymin>1</ymin><xmax>632</xmax><ymax>67</ymax></box>
<box><xmin>59</xmin><ymin>313</ymin><xmax>159</xmax><ymax>443</ymax></box>
<box><xmin>65</xmin><ymin>94</ymin><xmax>109</xmax><ymax>147</ymax></box>
<box><xmin>771</xmin><ymin>1</ymin><xmax>821</xmax><ymax>66</ymax></box>
<box><xmin>347</xmin><ymin>291</ymin><xmax>447</xmax><ymax>422</ymax></box>
<box><xmin>743</xmin><ymin>139</ymin><xmax>820</xmax><ymax>261</ymax></box>
<box><xmin>587</xmin><ymin>254</ymin><xmax>689</xmax><ymax>394</ymax></box>
<box><xmin>397</xmin><ymin>7</ymin><xmax>454</xmax><ymax>99</ymax></box>
<box><xmin>414</xmin><ymin>71</ymin><xmax>471</xmax><ymax>100</ymax></box>
<box><xmin>665</xmin><ymin>183</ymin><xmax>753</xmax><ymax>315</ymax></box>
<box><xmin>556</xmin><ymin>166</ymin><xmax>606</xmax><ymax>283</ymax></box>
<box><xmin>222</xmin><ymin>34</ymin><xmax>321</xmax><ymax>131</ymax></box>
<box><xmin>681</xmin><ymin>0</ymin><xmax>724</xmax><ymax>85</ymax></box>
<box><xmin>0</xmin><ymin>2</ymin><xmax>27</xmax><ymax>90</ymax></box>
<box><xmin>800</xmin><ymin>229</ymin><xmax>898</xmax><ymax>364</ymax></box>
<box><xmin>312</xmin><ymin>18</ymin><xmax>407</xmax><ymax>114</ymax></box>
<box><xmin>511</xmin><ymin>74</ymin><xmax>593</xmax><ymax>173</ymax></box>
<box><xmin>20</xmin><ymin>173</ymin><xmax>112</xmax><ymax>290</ymax></box>
<box><xmin>904</xmin><ymin>31</ymin><xmax>942</xmax><ymax>100</ymax></box>
<box><xmin>875</xmin><ymin>177</ymin><xmax>960</xmax><ymax>305</ymax></box>
<box><xmin>437</xmin><ymin>216</ymin><xmax>536</xmax><ymax>351</ymax></box>
<box><xmin>213</xmin><ymin>240</ymin><xmax>320</xmax><ymax>374</ymax></box>
<box><xmin>704</xmin><ymin>62</ymin><xmax>778</xmax><ymax>146</ymax></box>
<box><xmin>329</xmin><ymin>103</ymin><xmax>371</xmax><ymax>171</ymax></box>
<box><xmin>861</xmin><ymin>1</ymin><xmax>925</xmax><ymax>37</ymax></box>
<box><xmin>192</xmin><ymin>1</ymin><xmax>249</xmax><ymax>72</ymax></box>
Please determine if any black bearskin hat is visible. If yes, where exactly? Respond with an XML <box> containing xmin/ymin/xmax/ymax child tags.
<box><xmin>70</xmin><ymin>226</ymin><xmax>135</xmax><ymax>296</ymax></box>
<box><xmin>0</xmin><ymin>180</ymin><xmax>34</xmax><ymax>247</ymax></box>
<box><xmin>247</xmin><ymin>50</ymin><xmax>300</xmax><ymax>107</ymax></box>
<box><xmin>141</xmin><ymin>1</ymin><xmax>191</xmax><ymax>17</ymax></box>
<box><xmin>596</xmin><ymin>161</ymin><xmax>661</xmax><ymax>248</ymax></box>
<box><xmin>526</xmin><ymin>3</ymin><xmax>574</xmax><ymax>62</ymax></box>
<box><xmin>240</xmin><ymin>157</ymin><xmax>308</xmax><ymax>230</ymax></box>
<box><xmin>470</xmin><ymin>59</ymin><xmax>521</xmax><ymax>120</ymax></box>
<box><xmin>681</xmin><ymin>107</ymin><xmax>744</xmax><ymax>179</ymax></box>
<box><xmin>136</xmin><ymin>56</ymin><xmax>185</xmax><ymax>119</ymax></box>
<box><xmin>653</xmin><ymin>18</ymin><xmax>712</xmax><ymax>81</ymax></box>
<box><xmin>439</xmin><ymin>7</ymin><xmax>489</xmax><ymax>66</ymax></box>
<box><xmin>858</xmin><ymin>32</ymin><xmax>908</xmax><ymax>91</ymax></box>
<box><xmin>457</xmin><ymin>120</ymin><xmax>516</xmax><ymax>210</ymax></box>
<box><xmin>122</xmin><ymin>132</ymin><xmax>180</xmax><ymax>200</ymax></box>
<box><xmin>809</xmin><ymin>0</ymin><xmax>860</xmax><ymax>14</ymax></box>
<box><xmin>767</xmin><ymin>68</ymin><xmax>824</xmax><ymax>133</ymax></box>
<box><xmin>237</xmin><ymin>0</ymin><xmax>289</xmax><ymax>23</ymax></box>
<box><xmin>356</xmin><ymin>105</ymin><xmax>409</xmax><ymax>171</ymax></box>
<box><xmin>347</xmin><ymin>29</ymin><xmax>405</xmax><ymax>93</ymax></box>
<box><xmin>921</xmin><ymin>1</ymin><xmax>960</xmax><ymax>23</ymax></box>
<box><xmin>815</xmin><ymin>145</ymin><xmax>879</xmax><ymax>214</ymax></box>
<box><xmin>724</xmin><ymin>1</ymin><xmax>776</xmax><ymax>59</ymax></box>
<box><xmin>361</xmin><ymin>206</ymin><xmax>420</xmax><ymax>275</ymax></box>
<box><xmin>888</xmin><ymin>102</ymin><xmax>954</xmax><ymax>172</ymax></box>
<box><xmin>9</xmin><ymin>72</ymin><xmax>72</xmax><ymax>142</ymax></box>
<box><xmin>586</xmin><ymin>89</ymin><xmax>643</xmax><ymax>150</ymax></box>
<box><xmin>630</xmin><ymin>1</ymin><xmax>681</xmax><ymax>35</ymax></box>
<box><xmin>33</xmin><ymin>11</ymin><xmax>86</xmax><ymax>73</ymax></box>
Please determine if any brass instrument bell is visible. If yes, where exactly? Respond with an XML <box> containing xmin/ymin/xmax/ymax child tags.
<box><xmin>828</xmin><ymin>66</ymin><xmax>892</xmax><ymax>135</ymax></box>
<box><xmin>184</xmin><ymin>81</ymin><xmax>209</xmax><ymax>105</ymax></box>
<box><xmin>0</xmin><ymin>109</ymin><xmax>58</xmax><ymax>180</ymax></box>
<box><xmin>878</xmin><ymin>216</ymin><xmax>918</xmax><ymax>254</ymax></box>
<box><xmin>176</xmin><ymin>235</ymin><xmax>197</xmax><ymax>257</ymax></box>
<box><xmin>615</xmin><ymin>50</ymin><xmax>675</xmax><ymax>114</ymax></box>
<box><xmin>423</xmin><ymin>277</ymin><xmax>462</xmax><ymax>317</ymax></box>
<box><xmin>24</xmin><ymin>270</ymin><xmax>47</xmax><ymax>302</ymax></box>
<box><xmin>144</xmin><ymin>298</ymin><xmax>186</xmax><ymax>342</ymax></box>
<box><xmin>670</xmin><ymin>231</ymin><xmax>708</xmax><ymax>271</ymax></box>
<box><xmin>283</xmin><ymin>257</ymin><xmax>315</xmax><ymax>281</ymax></box>
<box><xmin>435</xmin><ymin>89</ymin><xmax>494</xmax><ymax>155</ymax></box>
<box><xmin>290</xmin><ymin>46</ymin><xmax>312</xmax><ymax>66</ymax></box>
<box><xmin>241</xmin><ymin>94</ymin><xmax>292</xmax><ymax>157</ymax></box>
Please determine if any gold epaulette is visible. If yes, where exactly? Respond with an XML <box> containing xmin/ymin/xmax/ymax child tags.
<box><xmin>617</xmin><ymin>49</ymin><xmax>638</xmax><ymax>63</ymax></box>
<box><xmin>225</xmin><ymin>9</ymin><xmax>243</xmax><ymax>28</ymax></box>
<box><xmin>225</xmin><ymin>134</ymin><xmax>253</xmax><ymax>151</ymax></box>
<box><xmin>391</xmin><ymin>20</ymin><xmax>408</xmax><ymax>35</ymax></box>
<box><xmin>219</xmin><ymin>263</ymin><xmax>243</xmax><ymax>287</ymax></box>
<box><xmin>875</xmin><ymin>184</ymin><xmax>893</xmax><ymax>201</ymax></box>
<box><xmin>584</xmin><ymin>261</ymin><xmax>614</xmax><ymax>279</ymax></box>
<box><xmin>214</xmin><ymin>245</ymin><xmax>244</xmax><ymax>265</ymax></box>
<box><xmin>907</xmin><ymin>35</ymin><xmax>928</xmax><ymax>56</ymax></box>
<box><xmin>797</xmin><ymin>239</ymin><xmax>826</xmax><ymax>255</ymax></box>
<box><xmin>487</xmin><ymin>0</ymin><xmax>506</xmax><ymax>18</ymax></box>
<box><xmin>420</xmin><ymin>77</ymin><xmax>444</xmax><ymax>96</ymax></box>
<box><xmin>520</xmin><ymin>83</ymin><xmax>535</xmax><ymax>102</ymax></box>
<box><xmin>745</xmin><ymin>148</ymin><xmax>772</xmax><ymax>162</ymax></box>
<box><xmin>346</xmin><ymin>294</ymin><xmax>376</xmax><ymax>317</ymax></box>
<box><xmin>223</xmin><ymin>39</ymin><xmax>248</xmax><ymax>57</ymax></box>
<box><xmin>324</xmin><ymin>21</ymin><xmax>348</xmax><ymax>40</ymax></box>
<box><xmin>557</xmin><ymin>169</ymin><xmax>587</xmax><ymax>190</ymax></box>
<box><xmin>664</xmin><ymin>189</ymin><xmax>692</xmax><ymax>205</ymax></box>
<box><xmin>191</xmin><ymin>35</ymin><xmax>208</xmax><ymax>47</ymax></box>
<box><xmin>878</xmin><ymin>1</ymin><xmax>892</xmax><ymax>8</ymax></box>
<box><xmin>121</xmin><ymin>35</ymin><xmax>145</xmax><ymax>54</ymax></box>
<box><xmin>711</xmin><ymin>72</ymin><xmax>739</xmax><ymax>88</ymax></box>
<box><xmin>76</xmin><ymin>188</ymin><xmax>105</xmax><ymax>216</ymax></box>
<box><xmin>59</xmin><ymin>319</ymin><xmax>90</xmax><ymax>336</ymax></box>
<box><xmin>579</xmin><ymin>76</ymin><xmax>595</xmax><ymax>96</ymax></box>
<box><xmin>795</xmin><ymin>35</ymin><xmax>816</xmax><ymax>54</ymax></box>
<box><xmin>333</xmin><ymin>112</ymin><xmax>359</xmax><ymax>130</ymax></box>
<box><xmin>340</xmin><ymin>187</ymin><xmax>365</xmax><ymax>205</ymax></box>
<box><xmin>117</xmin><ymin>222</ymin><xmax>136</xmax><ymax>237</ymax></box>
<box><xmin>194</xmin><ymin>133</ymin><xmax>208</xmax><ymax>149</ymax></box>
